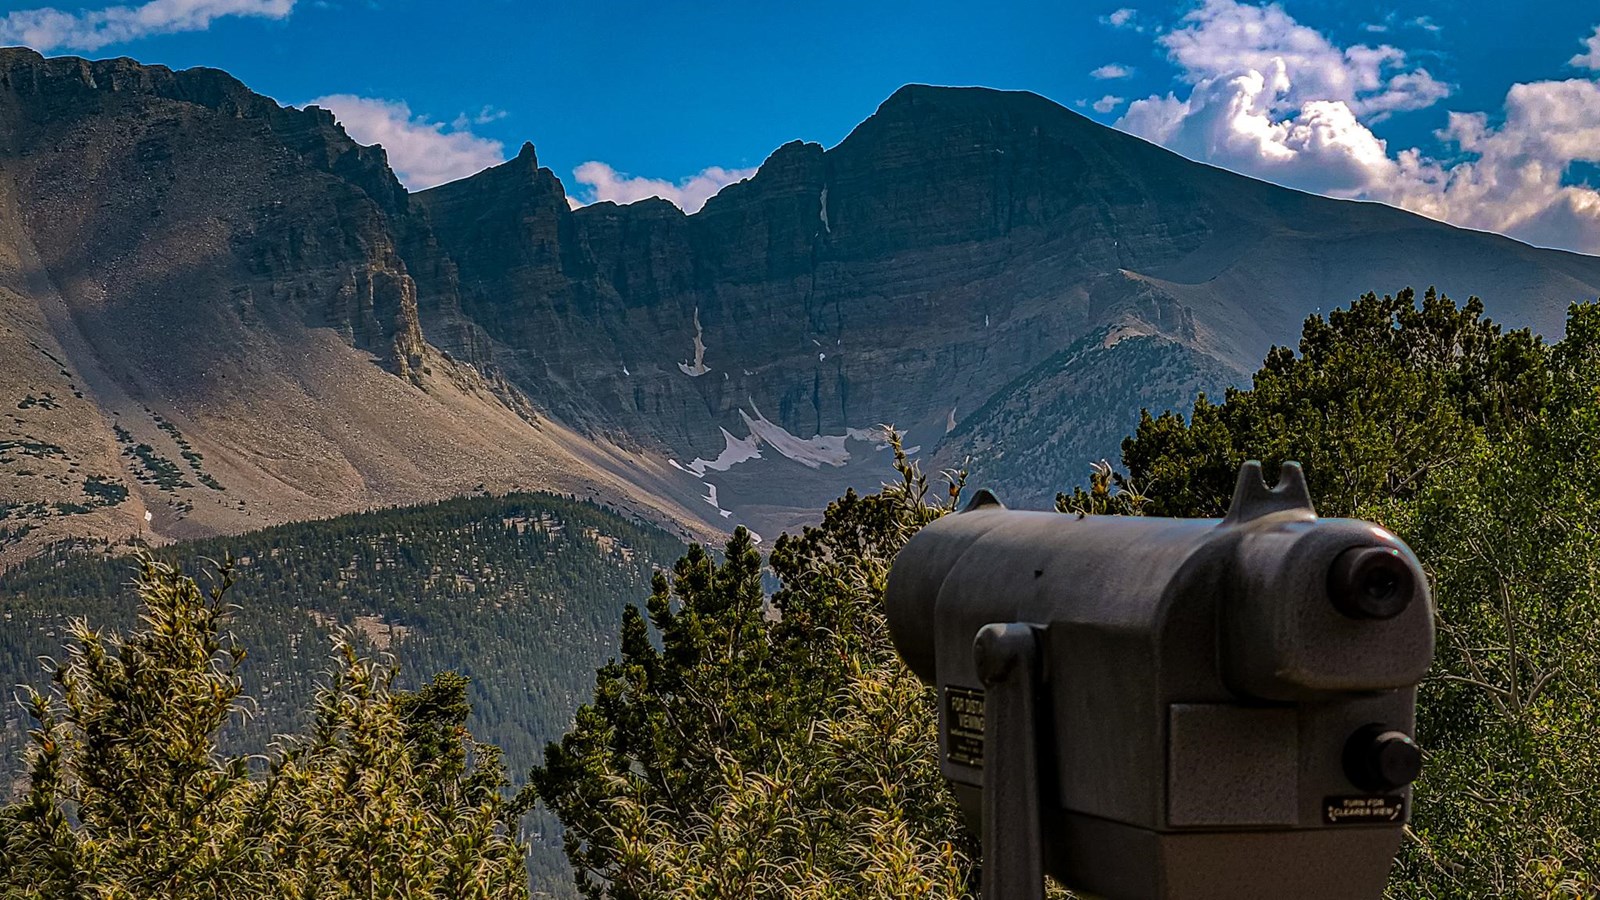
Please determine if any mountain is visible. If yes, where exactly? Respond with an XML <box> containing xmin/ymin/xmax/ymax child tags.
<box><xmin>0</xmin><ymin>49</ymin><xmax>709</xmax><ymax>564</ymax></box>
<box><xmin>3</xmin><ymin>47</ymin><xmax>1599</xmax><ymax>556</ymax></box>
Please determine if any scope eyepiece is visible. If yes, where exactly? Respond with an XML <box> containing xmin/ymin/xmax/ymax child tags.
<box><xmin>1329</xmin><ymin>546</ymin><xmax>1416</xmax><ymax>620</ymax></box>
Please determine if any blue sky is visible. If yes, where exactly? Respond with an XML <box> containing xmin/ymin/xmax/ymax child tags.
<box><xmin>4</xmin><ymin>0</ymin><xmax>1600</xmax><ymax>252</ymax></box>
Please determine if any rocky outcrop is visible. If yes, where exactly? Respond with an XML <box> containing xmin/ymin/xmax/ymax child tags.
<box><xmin>0</xmin><ymin>47</ymin><xmax>424</xmax><ymax>377</ymax></box>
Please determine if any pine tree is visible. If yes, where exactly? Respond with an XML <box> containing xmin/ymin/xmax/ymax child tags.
<box><xmin>532</xmin><ymin>439</ymin><xmax>978</xmax><ymax>899</ymax></box>
<box><xmin>0</xmin><ymin>558</ymin><xmax>533</xmax><ymax>899</ymax></box>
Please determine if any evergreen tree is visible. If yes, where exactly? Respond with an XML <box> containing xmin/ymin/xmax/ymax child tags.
<box><xmin>540</xmin><ymin>288</ymin><xmax>1598</xmax><ymax>900</ymax></box>
<box><xmin>532</xmin><ymin>440</ymin><xmax>978</xmax><ymax>899</ymax></box>
<box><xmin>0</xmin><ymin>558</ymin><xmax>532</xmax><ymax>899</ymax></box>
<box><xmin>1122</xmin><ymin>288</ymin><xmax>1546</xmax><ymax>517</ymax></box>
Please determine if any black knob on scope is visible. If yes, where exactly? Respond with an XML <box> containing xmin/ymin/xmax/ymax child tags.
<box><xmin>1344</xmin><ymin>724</ymin><xmax>1423</xmax><ymax>792</ymax></box>
<box><xmin>1328</xmin><ymin>546</ymin><xmax>1416</xmax><ymax>620</ymax></box>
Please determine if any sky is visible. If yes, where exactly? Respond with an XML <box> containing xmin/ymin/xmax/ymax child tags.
<box><xmin>3</xmin><ymin>1</ymin><xmax>1600</xmax><ymax>253</ymax></box>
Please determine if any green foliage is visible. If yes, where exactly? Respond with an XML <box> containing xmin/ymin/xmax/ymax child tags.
<box><xmin>1123</xmin><ymin>287</ymin><xmax>1547</xmax><ymax>518</ymax></box>
<box><xmin>1375</xmin><ymin>304</ymin><xmax>1600</xmax><ymax>898</ymax></box>
<box><xmin>1115</xmin><ymin>290</ymin><xmax>1599</xmax><ymax>897</ymax></box>
<box><xmin>115</xmin><ymin>422</ymin><xmax>194</xmax><ymax>493</ymax></box>
<box><xmin>533</xmin><ymin>438</ymin><xmax>979</xmax><ymax>899</ymax></box>
<box><xmin>0</xmin><ymin>558</ymin><xmax>530</xmax><ymax>899</ymax></box>
<box><xmin>1</xmin><ymin>491</ymin><xmax>685</xmax><ymax>895</ymax></box>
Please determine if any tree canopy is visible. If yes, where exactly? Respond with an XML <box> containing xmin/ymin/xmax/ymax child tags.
<box><xmin>0</xmin><ymin>559</ymin><xmax>532</xmax><ymax>899</ymax></box>
<box><xmin>1122</xmin><ymin>287</ymin><xmax>1547</xmax><ymax>518</ymax></box>
<box><xmin>532</xmin><ymin>441</ymin><xmax>979</xmax><ymax>899</ymax></box>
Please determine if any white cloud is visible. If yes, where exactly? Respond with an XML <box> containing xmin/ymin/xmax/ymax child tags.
<box><xmin>1377</xmin><ymin>80</ymin><xmax>1600</xmax><ymax>252</ymax></box>
<box><xmin>1114</xmin><ymin>2</ymin><xmax>1600</xmax><ymax>254</ymax></box>
<box><xmin>1090</xmin><ymin>63</ymin><xmax>1134</xmax><ymax>80</ymax></box>
<box><xmin>1100</xmin><ymin>8</ymin><xmax>1140</xmax><ymax>30</ymax></box>
<box><xmin>0</xmin><ymin>0</ymin><xmax>292</xmax><ymax>53</ymax></box>
<box><xmin>570</xmin><ymin>162</ymin><xmax>756</xmax><ymax>214</ymax></box>
<box><xmin>309</xmin><ymin>95</ymin><xmax>505</xmax><ymax>190</ymax></box>
<box><xmin>1093</xmin><ymin>95</ymin><xmax>1125</xmax><ymax>114</ymax></box>
<box><xmin>1572</xmin><ymin>25</ymin><xmax>1600</xmax><ymax>70</ymax></box>
<box><xmin>1155</xmin><ymin>0</ymin><xmax>1448</xmax><ymax>118</ymax></box>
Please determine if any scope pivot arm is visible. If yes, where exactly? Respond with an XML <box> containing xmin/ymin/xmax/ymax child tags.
<box><xmin>973</xmin><ymin>622</ymin><xmax>1047</xmax><ymax>900</ymax></box>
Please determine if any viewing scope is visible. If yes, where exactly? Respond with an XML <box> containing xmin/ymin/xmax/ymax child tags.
<box><xmin>885</xmin><ymin>462</ymin><xmax>1434</xmax><ymax>900</ymax></box>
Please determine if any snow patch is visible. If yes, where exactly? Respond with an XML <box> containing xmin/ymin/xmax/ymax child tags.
<box><xmin>701</xmin><ymin>482</ymin><xmax>735</xmax><ymax>518</ymax></box>
<box><xmin>740</xmin><ymin>404</ymin><xmax>851</xmax><ymax>469</ymax></box>
<box><xmin>678</xmin><ymin>307</ymin><xmax>710</xmax><ymax>377</ymax></box>
<box><xmin>947</xmin><ymin>405</ymin><xmax>958</xmax><ymax>433</ymax></box>
<box><xmin>819</xmin><ymin>185</ymin><xmax>831</xmax><ymax>233</ymax></box>
<box><xmin>846</xmin><ymin>424</ymin><xmax>897</xmax><ymax>450</ymax></box>
<box><xmin>669</xmin><ymin>416</ymin><xmax>901</xmax><ymax>536</ymax></box>
<box><xmin>676</xmin><ymin>427</ymin><xmax>763</xmax><ymax>476</ymax></box>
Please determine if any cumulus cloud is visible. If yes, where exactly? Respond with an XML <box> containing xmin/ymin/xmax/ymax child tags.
<box><xmin>0</xmin><ymin>0</ymin><xmax>292</xmax><ymax>53</ymax></box>
<box><xmin>1116</xmin><ymin>0</ymin><xmax>1600</xmax><ymax>254</ymax></box>
<box><xmin>1573</xmin><ymin>25</ymin><xmax>1600</xmax><ymax>70</ymax></box>
<box><xmin>1092</xmin><ymin>95</ymin><xmax>1125</xmax><ymax>114</ymax></box>
<box><xmin>309</xmin><ymin>95</ymin><xmax>505</xmax><ymax>190</ymax></box>
<box><xmin>570</xmin><ymin>162</ymin><xmax>757</xmax><ymax>214</ymax></box>
<box><xmin>1377</xmin><ymin>80</ymin><xmax>1600</xmax><ymax>252</ymax></box>
<box><xmin>1154</xmin><ymin>0</ymin><xmax>1448</xmax><ymax>118</ymax></box>
<box><xmin>1091</xmin><ymin>63</ymin><xmax>1134</xmax><ymax>80</ymax></box>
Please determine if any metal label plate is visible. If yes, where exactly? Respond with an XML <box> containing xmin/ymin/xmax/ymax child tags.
<box><xmin>944</xmin><ymin>685</ymin><xmax>985</xmax><ymax>768</ymax></box>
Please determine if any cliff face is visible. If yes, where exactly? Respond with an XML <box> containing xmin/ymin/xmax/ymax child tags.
<box><xmin>0</xmin><ymin>48</ymin><xmax>710</xmax><ymax>561</ymax></box>
<box><xmin>0</xmin><ymin>49</ymin><xmax>422</xmax><ymax>377</ymax></box>
<box><xmin>409</xmin><ymin>87</ymin><xmax>1224</xmax><ymax>460</ymax></box>
<box><xmin>5</xmin><ymin>55</ymin><xmax>1600</xmax><ymax>552</ymax></box>
<box><xmin>409</xmin><ymin>84</ymin><xmax>1600</xmax><ymax>529</ymax></box>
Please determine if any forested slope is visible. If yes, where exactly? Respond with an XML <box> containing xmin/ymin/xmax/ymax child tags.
<box><xmin>0</xmin><ymin>491</ymin><xmax>684</xmax><ymax>895</ymax></box>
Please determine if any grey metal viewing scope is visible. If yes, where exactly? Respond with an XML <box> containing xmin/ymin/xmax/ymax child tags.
<box><xmin>885</xmin><ymin>462</ymin><xmax>1434</xmax><ymax>900</ymax></box>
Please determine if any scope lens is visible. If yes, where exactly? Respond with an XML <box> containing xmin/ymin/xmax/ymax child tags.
<box><xmin>1329</xmin><ymin>546</ymin><xmax>1415</xmax><ymax>620</ymax></box>
<box><xmin>1363</xmin><ymin>568</ymin><xmax>1400</xmax><ymax>603</ymax></box>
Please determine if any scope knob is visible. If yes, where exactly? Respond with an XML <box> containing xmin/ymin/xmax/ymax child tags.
<box><xmin>1328</xmin><ymin>546</ymin><xmax>1416</xmax><ymax>620</ymax></box>
<box><xmin>1344</xmin><ymin>724</ymin><xmax>1423</xmax><ymax>792</ymax></box>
